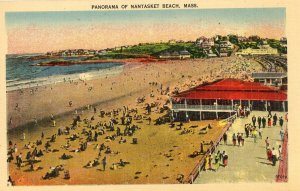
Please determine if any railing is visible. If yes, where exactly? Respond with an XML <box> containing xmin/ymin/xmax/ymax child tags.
<box><xmin>276</xmin><ymin>125</ymin><xmax>288</xmax><ymax>182</ymax></box>
<box><xmin>184</xmin><ymin>113</ymin><xmax>237</xmax><ymax>184</ymax></box>
<box><xmin>172</xmin><ymin>104</ymin><xmax>233</xmax><ymax>111</ymax></box>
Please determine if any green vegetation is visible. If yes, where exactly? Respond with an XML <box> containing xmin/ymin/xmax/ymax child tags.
<box><xmin>237</xmin><ymin>42</ymin><xmax>259</xmax><ymax>49</ymax></box>
<box><xmin>228</xmin><ymin>34</ymin><xmax>261</xmax><ymax>50</ymax></box>
<box><xmin>228</xmin><ymin>35</ymin><xmax>287</xmax><ymax>54</ymax></box>
<box><xmin>268</xmin><ymin>39</ymin><xmax>287</xmax><ymax>54</ymax></box>
<box><xmin>110</xmin><ymin>42</ymin><xmax>206</xmax><ymax>58</ymax></box>
<box><xmin>228</xmin><ymin>35</ymin><xmax>238</xmax><ymax>45</ymax></box>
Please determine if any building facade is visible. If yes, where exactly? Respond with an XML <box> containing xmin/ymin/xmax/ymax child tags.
<box><xmin>170</xmin><ymin>79</ymin><xmax>287</xmax><ymax>121</ymax></box>
<box><xmin>236</xmin><ymin>45</ymin><xmax>278</xmax><ymax>55</ymax></box>
<box><xmin>252</xmin><ymin>72</ymin><xmax>287</xmax><ymax>87</ymax></box>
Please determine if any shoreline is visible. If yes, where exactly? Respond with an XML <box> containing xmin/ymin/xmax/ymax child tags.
<box><xmin>6</xmin><ymin>57</ymin><xmax>167</xmax><ymax>92</ymax></box>
<box><xmin>6</xmin><ymin>64</ymin><xmax>125</xmax><ymax>92</ymax></box>
<box><xmin>34</xmin><ymin>57</ymin><xmax>163</xmax><ymax>66</ymax></box>
<box><xmin>7</xmin><ymin>57</ymin><xmax>262</xmax><ymax>129</ymax></box>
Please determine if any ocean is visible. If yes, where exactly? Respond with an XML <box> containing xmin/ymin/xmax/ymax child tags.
<box><xmin>6</xmin><ymin>54</ymin><xmax>124</xmax><ymax>91</ymax></box>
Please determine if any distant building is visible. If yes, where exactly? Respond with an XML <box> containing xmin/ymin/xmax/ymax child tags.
<box><xmin>195</xmin><ymin>36</ymin><xmax>207</xmax><ymax>46</ymax></box>
<box><xmin>252</xmin><ymin>72</ymin><xmax>287</xmax><ymax>87</ymax></box>
<box><xmin>158</xmin><ymin>51</ymin><xmax>171</xmax><ymax>59</ymax></box>
<box><xmin>179</xmin><ymin>50</ymin><xmax>191</xmax><ymax>59</ymax></box>
<box><xmin>236</xmin><ymin>45</ymin><xmax>278</xmax><ymax>55</ymax></box>
<box><xmin>170</xmin><ymin>51</ymin><xmax>180</xmax><ymax>58</ymax></box>
<box><xmin>206</xmin><ymin>49</ymin><xmax>217</xmax><ymax>58</ymax></box>
<box><xmin>280</xmin><ymin>37</ymin><xmax>287</xmax><ymax>43</ymax></box>
<box><xmin>262</xmin><ymin>40</ymin><xmax>268</xmax><ymax>45</ymax></box>
<box><xmin>238</xmin><ymin>36</ymin><xmax>248</xmax><ymax>42</ymax></box>
<box><xmin>159</xmin><ymin>50</ymin><xmax>191</xmax><ymax>59</ymax></box>
<box><xmin>218</xmin><ymin>41</ymin><xmax>234</xmax><ymax>49</ymax></box>
<box><xmin>280</xmin><ymin>37</ymin><xmax>287</xmax><ymax>50</ymax></box>
<box><xmin>168</xmin><ymin>39</ymin><xmax>176</xmax><ymax>44</ymax></box>
<box><xmin>200</xmin><ymin>38</ymin><xmax>215</xmax><ymax>49</ymax></box>
<box><xmin>219</xmin><ymin>48</ymin><xmax>229</xmax><ymax>57</ymax></box>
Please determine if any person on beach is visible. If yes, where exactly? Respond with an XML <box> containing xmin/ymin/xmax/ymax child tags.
<box><xmin>64</xmin><ymin>170</ymin><xmax>70</xmax><ymax>179</ymax></box>
<box><xmin>262</xmin><ymin>117</ymin><xmax>266</xmax><ymax>128</ymax></box>
<box><xmin>200</xmin><ymin>141</ymin><xmax>204</xmax><ymax>154</ymax></box>
<box><xmin>223</xmin><ymin>132</ymin><xmax>227</xmax><ymax>145</ymax></box>
<box><xmin>232</xmin><ymin>133</ymin><xmax>237</xmax><ymax>146</ymax></box>
<box><xmin>257</xmin><ymin>116</ymin><xmax>262</xmax><ymax>128</ymax></box>
<box><xmin>265</xmin><ymin>137</ymin><xmax>270</xmax><ymax>148</ymax></box>
<box><xmin>272</xmin><ymin>147</ymin><xmax>278</xmax><ymax>166</ymax></box>
<box><xmin>253</xmin><ymin>128</ymin><xmax>257</xmax><ymax>143</ymax></box>
<box><xmin>222</xmin><ymin>151</ymin><xmax>228</xmax><ymax>167</ymax></box>
<box><xmin>280</xmin><ymin>128</ymin><xmax>285</xmax><ymax>141</ymax></box>
<box><xmin>204</xmin><ymin>155</ymin><xmax>210</xmax><ymax>171</ymax></box>
<box><xmin>245</xmin><ymin>125</ymin><xmax>249</xmax><ymax>138</ymax></box>
<box><xmin>214</xmin><ymin>151</ymin><xmax>220</xmax><ymax>171</ymax></box>
<box><xmin>267</xmin><ymin>104</ymin><xmax>272</xmax><ymax>117</ymax></box>
<box><xmin>8</xmin><ymin>176</ymin><xmax>14</xmax><ymax>186</ymax></box>
<box><xmin>273</xmin><ymin>114</ymin><xmax>278</xmax><ymax>126</ymax></box>
<box><xmin>278</xmin><ymin>145</ymin><xmax>282</xmax><ymax>161</ymax></box>
<box><xmin>237</xmin><ymin>133</ymin><xmax>241</xmax><ymax>146</ymax></box>
<box><xmin>258</xmin><ymin>128</ymin><xmax>263</xmax><ymax>139</ymax></box>
<box><xmin>267</xmin><ymin>117</ymin><xmax>272</xmax><ymax>128</ymax></box>
<box><xmin>102</xmin><ymin>156</ymin><xmax>107</xmax><ymax>171</ymax></box>
<box><xmin>279</xmin><ymin>117</ymin><xmax>284</xmax><ymax>128</ymax></box>
<box><xmin>240</xmin><ymin>133</ymin><xmax>244</xmax><ymax>146</ymax></box>
<box><xmin>218</xmin><ymin>150</ymin><xmax>223</xmax><ymax>166</ymax></box>
<box><xmin>49</xmin><ymin>114</ymin><xmax>56</xmax><ymax>127</ymax></box>
<box><xmin>267</xmin><ymin>147</ymin><xmax>273</xmax><ymax>161</ymax></box>
<box><xmin>252</xmin><ymin>115</ymin><xmax>256</xmax><ymax>127</ymax></box>
<box><xmin>208</xmin><ymin>154</ymin><xmax>213</xmax><ymax>171</ymax></box>
<box><xmin>16</xmin><ymin>153</ymin><xmax>23</xmax><ymax>169</ymax></box>
<box><xmin>13</xmin><ymin>144</ymin><xmax>17</xmax><ymax>153</ymax></box>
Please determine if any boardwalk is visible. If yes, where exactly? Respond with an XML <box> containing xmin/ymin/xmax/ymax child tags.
<box><xmin>195</xmin><ymin>111</ymin><xmax>287</xmax><ymax>183</ymax></box>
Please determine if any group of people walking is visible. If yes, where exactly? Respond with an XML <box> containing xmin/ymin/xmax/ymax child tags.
<box><xmin>204</xmin><ymin>150</ymin><xmax>228</xmax><ymax>171</ymax></box>
<box><xmin>251</xmin><ymin>114</ymin><xmax>284</xmax><ymax>129</ymax></box>
<box><xmin>203</xmin><ymin>111</ymin><xmax>288</xmax><ymax>177</ymax></box>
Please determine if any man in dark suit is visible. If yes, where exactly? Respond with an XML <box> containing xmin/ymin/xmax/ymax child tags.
<box><xmin>252</xmin><ymin>115</ymin><xmax>256</xmax><ymax>127</ymax></box>
<box><xmin>258</xmin><ymin>116</ymin><xmax>262</xmax><ymax>128</ymax></box>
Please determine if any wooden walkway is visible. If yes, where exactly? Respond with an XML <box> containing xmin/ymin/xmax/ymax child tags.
<box><xmin>194</xmin><ymin>111</ymin><xmax>287</xmax><ymax>183</ymax></box>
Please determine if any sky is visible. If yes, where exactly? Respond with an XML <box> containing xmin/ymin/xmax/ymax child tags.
<box><xmin>6</xmin><ymin>8</ymin><xmax>286</xmax><ymax>54</ymax></box>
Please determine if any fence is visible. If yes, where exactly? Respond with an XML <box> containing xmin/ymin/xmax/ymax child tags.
<box><xmin>183</xmin><ymin>113</ymin><xmax>237</xmax><ymax>184</ymax></box>
<box><xmin>276</xmin><ymin>126</ymin><xmax>288</xmax><ymax>182</ymax></box>
<box><xmin>172</xmin><ymin>104</ymin><xmax>233</xmax><ymax>111</ymax></box>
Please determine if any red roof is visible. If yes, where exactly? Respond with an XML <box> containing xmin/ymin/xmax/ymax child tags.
<box><xmin>173</xmin><ymin>78</ymin><xmax>287</xmax><ymax>101</ymax></box>
<box><xmin>195</xmin><ymin>78</ymin><xmax>274</xmax><ymax>91</ymax></box>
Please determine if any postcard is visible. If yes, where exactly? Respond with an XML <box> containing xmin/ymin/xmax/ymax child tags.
<box><xmin>0</xmin><ymin>0</ymin><xmax>299</xmax><ymax>191</ymax></box>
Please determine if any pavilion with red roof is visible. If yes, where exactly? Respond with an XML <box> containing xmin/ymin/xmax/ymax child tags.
<box><xmin>171</xmin><ymin>78</ymin><xmax>287</xmax><ymax>121</ymax></box>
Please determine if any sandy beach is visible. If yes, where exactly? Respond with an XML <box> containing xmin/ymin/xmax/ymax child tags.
<box><xmin>7</xmin><ymin>56</ymin><xmax>264</xmax><ymax>185</ymax></box>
